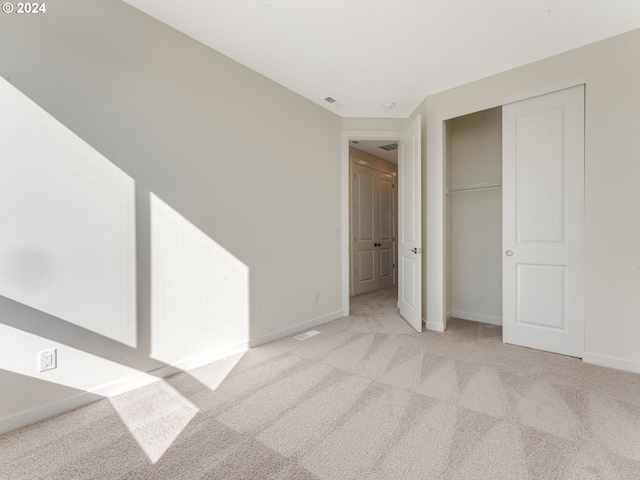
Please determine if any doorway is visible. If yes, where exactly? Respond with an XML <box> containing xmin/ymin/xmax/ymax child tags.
<box><xmin>341</xmin><ymin>118</ymin><xmax>423</xmax><ymax>332</ymax></box>
<box><xmin>340</xmin><ymin>130</ymin><xmax>402</xmax><ymax>318</ymax></box>
<box><xmin>350</xmin><ymin>142</ymin><xmax>398</xmax><ymax>296</ymax></box>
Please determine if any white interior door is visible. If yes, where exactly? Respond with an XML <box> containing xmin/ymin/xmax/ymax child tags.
<box><xmin>502</xmin><ymin>85</ymin><xmax>584</xmax><ymax>357</ymax></box>
<box><xmin>377</xmin><ymin>171</ymin><xmax>395</xmax><ymax>289</ymax></box>
<box><xmin>352</xmin><ymin>165</ymin><xmax>377</xmax><ymax>295</ymax></box>
<box><xmin>398</xmin><ymin>116</ymin><xmax>422</xmax><ymax>332</ymax></box>
<box><xmin>352</xmin><ymin>164</ymin><xmax>395</xmax><ymax>295</ymax></box>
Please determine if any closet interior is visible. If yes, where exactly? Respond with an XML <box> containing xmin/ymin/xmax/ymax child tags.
<box><xmin>445</xmin><ymin>107</ymin><xmax>503</xmax><ymax>327</ymax></box>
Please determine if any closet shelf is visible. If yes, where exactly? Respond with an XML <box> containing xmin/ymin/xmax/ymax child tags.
<box><xmin>446</xmin><ymin>182</ymin><xmax>502</xmax><ymax>194</ymax></box>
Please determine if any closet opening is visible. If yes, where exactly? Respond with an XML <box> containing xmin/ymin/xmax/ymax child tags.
<box><xmin>444</xmin><ymin>107</ymin><xmax>503</xmax><ymax>330</ymax></box>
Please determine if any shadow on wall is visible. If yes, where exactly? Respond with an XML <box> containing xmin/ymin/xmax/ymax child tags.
<box><xmin>0</xmin><ymin>77</ymin><xmax>250</xmax><ymax>458</ymax></box>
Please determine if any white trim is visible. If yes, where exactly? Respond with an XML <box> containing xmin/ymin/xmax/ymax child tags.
<box><xmin>0</xmin><ymin>392</ymin><xmax>101</xmax><ymax>436</ymax></box>
<box><xmin>451</xmin><ymin>310</ymin><xmax>502</xmax><ymax>326</ymax></box>
<box><xmin>0</xmin><ymin>341</ymin><xmax>249</xmax><ymax>436</ymax></box>
<box><xmin>125</xmin><ymin>341</ymin><xmax>250</xmax><ymax>392</ymax></box>
<box><xmin>249</xmin><ymin>310</ymin><xmax>344</xmax><ymax>348</ymax></box>
<box><xmin>341</xmin><ymin>130</ymin><xmax>403</xmax><ymax>318</ymax></box>
<box><xmin>442</xmin><ymin>77</ymin><xmax>587</xmax><ymax>121</ymax></box>
<box><xmin>583</xmin><ymin>352</ymin><xmax>640</xmax><ymax>375</ymax></box>
<box><xmin>426</xmin><ymin>318</ymin><xmax>445</xmax><ymax>333</ymax></box>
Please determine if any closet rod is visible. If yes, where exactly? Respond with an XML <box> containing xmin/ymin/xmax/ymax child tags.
<box><xmin>446</xmin><ymin>182</ymin><xmax>502</xmax><ymax>194</ymax></box>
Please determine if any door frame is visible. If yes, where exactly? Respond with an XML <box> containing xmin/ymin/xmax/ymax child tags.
<box><xmin>341</xmin><ymin>130</ymin><xmax>403</xmax><ymax>316</ymax></box>
<box><xmin>433</xmin><ymin>77</ymin><xmax>586</xmax><ymax>331</ymax></box>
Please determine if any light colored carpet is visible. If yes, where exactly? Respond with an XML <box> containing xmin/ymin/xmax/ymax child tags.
<box><xmin>2</xmin><ymin>286</ymin><xmax>640</xmax><ymax>479</ymax></box>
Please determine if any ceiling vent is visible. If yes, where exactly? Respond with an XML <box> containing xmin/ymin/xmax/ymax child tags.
<box><xmin>379</xmin><ymin>143</ymin><xmax>398</xmax><ymax>151</ymax></box>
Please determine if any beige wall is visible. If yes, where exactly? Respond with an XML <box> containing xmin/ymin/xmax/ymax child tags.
<box><xmin>0</xmin><ymin>0</ymin><xmax>342</xmax><ymax>431</ymax></box>
<box><xmin>342</xmin><ymin>117</ymin><xmax>409</xmax><ymax>132</ymax></box>
<box><xmin>414</xmin><ymin>28</ymin><xmax>640</xmax><ymax>372</ymax></box>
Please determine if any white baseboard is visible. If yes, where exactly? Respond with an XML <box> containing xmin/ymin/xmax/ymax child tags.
<box><xmin>426</xmin><ymin>318</ymin><xmax>445</xmax><ymax>333</ymax></box>
<box><xmin>250</xmin><ymin>310</ymin><xmax>344</xmax><ymax>348</ymax></box>
<box><xmin>0</xmin><ymin>341</ymin><xmax>249</xmax><ymax>436</ymax></box>
<box><xmin>0</xmin><ymin>391</ymin><xmax>104</xmax><ymax>437</ymax></box>
<box><xmin>451</xmin><ymin>310</ymin><xmax>502</xmax><ymax>326</ymax></box>
<box><xmin>583</xmin><ymin>352</ymin><xmax>640</xmax><ymax>374</ymax></box>
<box><xmin>142</xmin><ymin>341</ymin><xmax>250</xmax><ymax>385</ymax></box>
<box><xmin>1</xmin><ymin>311</ymin><xmax>347</xmax><ymax>436</ymax></box>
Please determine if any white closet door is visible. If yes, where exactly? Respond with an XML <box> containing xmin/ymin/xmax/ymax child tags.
<box><xmin>502</xmin><ymin>85</ymin><xmax>584</xmax><ymax>358</ymax></box>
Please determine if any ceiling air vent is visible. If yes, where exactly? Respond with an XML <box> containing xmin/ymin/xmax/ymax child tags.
<box><xmin>379</xmin><ymin>143</ymin><xmax>398</xmax><ymax>152</ymax></box>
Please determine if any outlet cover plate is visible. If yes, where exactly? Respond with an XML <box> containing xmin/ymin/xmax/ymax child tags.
<box><xmin>39</xmin><ymin>348</ymin><xmax>57</xmax><ymax>372</ymax></box>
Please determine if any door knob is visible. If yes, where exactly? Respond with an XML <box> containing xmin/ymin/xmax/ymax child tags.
<box><xmin>410</xmin><ymin>247</ymin><xmax>423</xmax><ymax>254</ymax></box>
<box><xmin>506</xmin><ymin>250</ymin><xmax>513</xmax><ymax>257</ymax></box>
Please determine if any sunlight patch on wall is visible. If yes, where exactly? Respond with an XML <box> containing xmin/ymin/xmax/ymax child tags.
<box><xmin>150</xmin><ymin>194</ymin><xmax>249</xmax><ymax>365</ymax></box>
<box><xmin>0</xmin><ymin>78</ymin><xmax>136</xmax><ymax>347</ymax></box>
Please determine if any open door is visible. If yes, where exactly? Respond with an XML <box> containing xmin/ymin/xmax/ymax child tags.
<box><xmin>398</xmin><ymin>116</ymin><xmax>422</xmax><ymax>332</ymax></box>
<box><xmin>502</xmin><ymin>86</ymin><xmax>584</xmax><ymax>357</ymax></box>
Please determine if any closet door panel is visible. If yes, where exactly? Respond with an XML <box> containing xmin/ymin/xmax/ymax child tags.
<box><xmin>503</xmin><ymin>85</ymin><xmax>584</xmax><ymax>358</ymax></box>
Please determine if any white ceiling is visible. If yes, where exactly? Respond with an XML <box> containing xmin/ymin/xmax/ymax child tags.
<box><xmin>351</xmin><ymin>140</ymin><xmax>398</xmax><ymax>164</ymax></box>
<box><xmin>122</xmin><ymin>0</ymin><xmax>640</xmax><ymax>118</ymax></box>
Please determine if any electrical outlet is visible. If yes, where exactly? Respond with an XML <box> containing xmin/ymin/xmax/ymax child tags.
<box><xmin>39</xmin><ymin>348</ymin><xmax>57</xmax><ymax>372</ymax></box>
<box><xmin>313</xmin><ymin>292</ymin><xmax>319</xmax><ymax>303</ymax></box>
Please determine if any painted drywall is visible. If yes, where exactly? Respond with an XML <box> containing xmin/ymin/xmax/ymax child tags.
<box><xmin>0</xmin><ymin>79</ymin><xmax>137</xmax><ymax>348</ymax></box>
<box><xmin>447</xmin><ymin>108</ymin><xmax>502</xmax><ymax>324</ymax></box>
<box><xmin>342</xmin><ymin>117</ymin><xmax>409</xmax><ymax>132</ymax></box>
<box><xmin>0</xmin><ymin>0</ymin><xmax>342</xmax><ymax>430</ymax></box>
<box><xmin>349</xmin><ymin>147</ymin><xmax>398</xmax><ymax>175</ymax></box>
<box><xmin>445</xmin><ymin>123</ymin><xmax>453</xmax><ymax>323</ymax></box>
<box><xmin>414</xmin><ymin>28</ymin><xmax>640</xmax><ymax>371</ymax></box>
